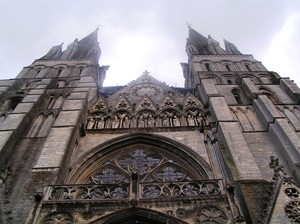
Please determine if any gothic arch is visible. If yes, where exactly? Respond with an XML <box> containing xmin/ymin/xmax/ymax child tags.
<box><xmin>258</xmin><ymin>86</ymin><xmax>282</xmax><ymax>104</ymax></box>
<box><xmin>136</xmin><ymin>110</ymin><xmax>156</xmax><ymax>128</ymax></box>
<box><xmin>241</xmin><ymin>74</ymin><xmax>260</xmax><ymax>84</ymax></box>
<box><xmin>91</xmin><ymin>208</ymin><xmax>188</xmax><ymax>224</ymax></box>
<box><xmin>183</xmin><ymin>108</ymin><xmax>206</xmax><ymax>127</ymax></box>
<box><xmin>259</xmin><ymin>74</ymin><xmax>273</xmax><ymax>84</ymax></box>
<box><xmin>68</xmin><ymin>133</ymin><xmax>212</xmax><ymax>184</ymax></box>
<box><xmin>27</xmin><ymin>111</ymin><xmax>57</xmax><ymax>138</ymax></box>
<box><xmin>204</xmin><ymin>74</ymin><xmax>221</xmax><ymax>84</ymax></box>
<box><xmin>231</xmin><ymin>88</ymin><xmax>244</xmax><ymax>104</ymax></box>
<box><xmin>159</xmin><ymin>108</ymin><xmax>182</xmax><ymax>127</ymax></box>
<box><xmin>221</xmin><ymin>74</ymin><xmax>237</xmax><ymax>84</ymax></box>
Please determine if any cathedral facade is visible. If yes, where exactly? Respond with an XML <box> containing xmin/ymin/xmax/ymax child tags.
<box><xmin>0</xmin><ymin>27</ymin><xmax>300</xmax><ymax>224</ymax></box>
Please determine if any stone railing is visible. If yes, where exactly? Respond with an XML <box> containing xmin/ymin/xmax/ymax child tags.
<box><xmin>140</xmin><ymin>180</ymin><xmax>224</xmax><ymax>199</ymax></box>
<box><xmin>44</xmin><ymin>183</ymin><xmax>130</xmax><ymax>201</ymax></box>
<box><xmin>43</xmin><ymin>179</ymin><xmax>224</xmax><ymax>202</ymax></box>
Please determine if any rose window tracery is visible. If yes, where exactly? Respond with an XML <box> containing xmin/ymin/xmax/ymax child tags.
<box><xmin>285</xmin><ymin>201</ymin><xmax>300</xmax><ymax>223</ymax></box>
<box><xmin>116</xmin><ymin>149</ymin><xmax>162</xmax><ymax>175</ymax></box>
<box><xmin>88</xmin><ymin>147</ymin><xmax>200</xmax><ymax>185</ymax></box>
<box><xmin>91</xmin><ymin>167</ymin><xmax>127</xmax><ymax>184</ymax></box>
<box><xmin>152</xmin><ymin>164</ymin><xmax>191</xmax><ymax>182</ymax></box>
<box><xmin>285</xmin><ymin>187</ymin><xmax>300</xmax><ymax>199</ymax></box>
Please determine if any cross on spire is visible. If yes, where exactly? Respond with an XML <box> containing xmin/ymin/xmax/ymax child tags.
<box><xmin>96</xmin><ymin>24</ymin><xmax>103</xmax><ymax>30</ymax></box>
<box><xmin>142</xmin><ymin>70</ymin><xmax>150</xmax><ymax>76</ymax></box>
<box><xmin>185</xmin><ymin>22</ymin><xmax>192</xmax><ymax>28</ymax></box>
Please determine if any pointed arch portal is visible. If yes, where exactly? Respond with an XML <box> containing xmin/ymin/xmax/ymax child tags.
<box><xmin>91</xmin><ymin>208</ymin><xmax>188</xmax><ymax>224</ymax></box>
<box><xmin>42</xmin><ymin>133</ymin><xmax>226</xmax><ymax>223</ymax></box>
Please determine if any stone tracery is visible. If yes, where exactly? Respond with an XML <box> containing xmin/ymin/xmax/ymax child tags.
<box><xmin>195</xmin><ymin>206</ymin><xmax>228</xmax><ymax>224</ymax></box>
<box><xmin>86</xmin><ymin>80</ymin><xmax>210</xmax><ymax>131</ymax></box>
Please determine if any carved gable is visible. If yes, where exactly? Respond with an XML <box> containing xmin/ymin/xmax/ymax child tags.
<box><xmin>135</xmin><ymin>95</ymin><xmax>157</xmax><ymax>111</ymax></box>
<box><xmin>113</xmin><ymin>96</ymin><xmax>132</xmax><ymax>112</ymax></box>
<box><xmin>160</xmin><ymin>96</ymin><xmax>178</xmax><ymax>110</ymax></box>
<box><xmin>89</xmin><ymin>96</ymin><xmax>108</xmax><ymax>113</ymax></box>
<box><xmin>183</xmin><ymin>92</ymin><xmax>203</xmax><ymax>109</ymax></box>
<box><xmin>86</xmin><ymin>72</ymin><xmax>206</xmax><ymax>131</ymax></box>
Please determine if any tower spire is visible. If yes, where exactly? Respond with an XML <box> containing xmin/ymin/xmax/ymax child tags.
<box><xmin>59</xmin><ymin>29</ymin><xmax>101</xmax><ymax>61</ymax></box>
<box><xmin>41</xmin><ymin>42</ymin><xmax>63</xmax><ymax>60</ymax></box>
<box><xmin>224</xmin><ymin>39</ymin><xmax>242</xmax><ymax>54</ymax></box>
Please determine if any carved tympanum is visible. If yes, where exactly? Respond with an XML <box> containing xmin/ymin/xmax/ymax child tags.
<box><xmin>42</xmin><ymin>212</ymin><xmax>73</xmax><ymax>224</ymax></box>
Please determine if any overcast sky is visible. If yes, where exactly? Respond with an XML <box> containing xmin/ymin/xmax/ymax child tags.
<box><xmin>0</xmin><ymin>0</ymin><xmax>300</xmax><ymax>87</ymax></box>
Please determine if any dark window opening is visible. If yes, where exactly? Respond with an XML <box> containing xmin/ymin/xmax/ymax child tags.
<box><xmin>227</xmin><ymin>80</ymin><xmax>233</xmax><ymax>84</ymax></box>
<box><xmin>226</xmin><ymin>65</ymin><xmax>231</xmax><ymax>71</ymax></box>
<box><xmin>0</xmin><ymin>96</ymin><xmax>23</xmax><ymax>111</ymax></box>
<box><xmin>245</xmin><ymin>64</ymin><xmax>252</xmax><ymax>71</ymax></box>
<box><xmin>205</xmin><ymin>63</ymin><xmax>212</xmax><ymax>71</ymax></box>
<box><xmin>232</xmin><ymin>89</ymin><xmax>242</xmax><ymax>104</ymax></box>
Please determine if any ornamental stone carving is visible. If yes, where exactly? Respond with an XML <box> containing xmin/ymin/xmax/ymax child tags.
<box><xmin>195</xmin><ymin>206</ymin><xmax>228</xmax><ymax>224</ymax></box>
<box><xmin>285</xmin><ymin>201</ymin><xmax>300</xmax><ymax>223</ymax></box>
<box><xmin>130</xmin><ymin>84</ymin><xmax>162</xmax><ymax>97</ymax></box>
<box><xmin>42</xmin><ymin>212</ymin><xmax>73</xmax><ymax>224</ymax></box>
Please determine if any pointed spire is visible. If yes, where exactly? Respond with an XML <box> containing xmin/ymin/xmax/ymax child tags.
<box><xmin>207</xmin><ymin>35</ymin><xmax>226</xmax><ymax>54</ymax></box>
<box><xmin>224</xmin><ymin>39</ymin><xmax>242</xmax><ymax>54</ymax></box>
<box><xmin>60</xmin><ymin>28</ymin><xmax>101</xmax><ymax>61</ymax></box>
<box><xmin>41</xmin><ymin>42</ymin><xmax>63</xmax><ymax>60</ymax></box>
<box><xmin>186</xmin><ymin>27</ymin><xmax>209</xmax><ymax>55</ymax></box>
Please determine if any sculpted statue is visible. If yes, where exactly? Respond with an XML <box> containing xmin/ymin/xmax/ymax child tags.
<box><xmin>87</xmin><ymin>117</ymin><xmax>95</xmax><ymax>129</ymax></box>
<box><xmin>111</xmin><ymin>116</ymin><xmax>119</xmax><ymax>128</ymax></box>
<box><xmin>138</xmin><ymin>115</ymin><xmax>145</xmax><ymax>128</ymax></box>
<box><xmin>187</xmin><ymin>114</ymin><xmax>195</xmax><ymax>126</ymax></box>
<box><xmin>196</xmin><ymin>114</ymin><xmax>203</xmax><ymax>126</ymax></box>
<box><xmin>123</xmin><ymin>116</ymin><xmax>130</xmax><ymax>128</ymax></box>
<box><xmin>97</xmin><ymin>117</ymin><xmax>105</xmax><ymax>129</ymax></box>
<box><xmin>173</xmin><ymin>115</ymin><xmax>181</xmax><ymax>127</ymax></box>
<box><xmin>148</xmin><ymin>114</ymin><xmax>155</xmax><ymax>127</ymax></box>
<box><xmin>162</xmin><ymin>114</ymin><xmax>169</xmax><ymax>127</ymax></box>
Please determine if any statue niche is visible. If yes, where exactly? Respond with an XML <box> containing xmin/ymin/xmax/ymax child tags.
<box><xmin>160</xmin><ymin>110</ymin><xmax>181</xmax><ymax>127</ymax></box>
<box><xmin>137</xmin><ymin>111</ymin><xmax>156</xmax><ymax>128</ymax></box>
<box><xmin>87</xmin><ymin>112</ymin><xmax>107</xmax><ymax>130</ymax></box>
<box><xmin>109</xmin><ymin>112</ymin><xmax>132</xmax><ymax>129</ymax></box>
<box><xmin>184</xmin><ymin>109</ymin><xmax>206</xmax><ymax>127</ymax></box>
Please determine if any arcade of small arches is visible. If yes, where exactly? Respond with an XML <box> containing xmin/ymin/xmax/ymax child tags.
<box><xmin>86</xmin><ymin>108</ymin><xmax>210</xmax><ymax>130</ymax></box>
<box><xmin>202</xmin><ymin>72</ymin><xmax>274</xmax><ymax>85</ymax></box>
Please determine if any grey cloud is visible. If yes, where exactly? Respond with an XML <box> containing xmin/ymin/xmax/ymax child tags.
<box><xmin>0</xmin><ymin>0</ymin><xmax>299</xmax><ymax>86</ymax></box>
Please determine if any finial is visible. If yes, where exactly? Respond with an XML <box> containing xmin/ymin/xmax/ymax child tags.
<box><xmin>142</xmin><ymin>70</ymin><xmax>150</xmax><ymax>76</ymax></box>
<box><xmin>269</xmin><ymin>156</ymin><xmax>284</xmax><ymax>173</ymax></box>
<box><xmin>96</xmin><ymin>24</ymin><xmax>103</xmax><ymax>31</ymax></box>
<box><xmin>185</xmin><ymin>22</ymin><xmax>192</xmax><ymax>29</ymax></box>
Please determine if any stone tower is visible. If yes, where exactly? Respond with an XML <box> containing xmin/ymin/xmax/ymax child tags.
<box><xmin>1</xmin><ymin>27</ymin><xmax>300</xmax><ymax>224</ymax></box>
